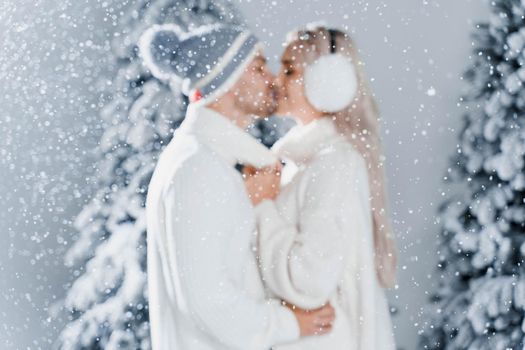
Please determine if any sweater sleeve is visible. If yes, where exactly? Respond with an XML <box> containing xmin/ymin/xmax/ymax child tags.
<box><xmin>255</xmin><ymin>152</ymin><xmax>359</xmax><ymax>310</ymax></box>
<box><xmin>162</xmin><ymin>155</ymin><xmax>299</xmax><ymax>350</ymax></box>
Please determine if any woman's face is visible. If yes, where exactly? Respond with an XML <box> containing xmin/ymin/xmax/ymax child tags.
<box><xmin>274</xmin><ymin>42</ymin><xmax>313</xmax><ymax>119</ymax></box>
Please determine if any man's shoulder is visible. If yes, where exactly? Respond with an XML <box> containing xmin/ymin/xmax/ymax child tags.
<box><xmin>156</xmin><ymin>132</ymin><xmax>237</xmax><ymax>194</ymax></box>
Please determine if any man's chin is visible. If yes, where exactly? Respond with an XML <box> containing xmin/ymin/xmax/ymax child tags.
<box><xmin>253</xmin><ymin>105</ymin><xmax>277</xmax><ymax>119</ymax></box>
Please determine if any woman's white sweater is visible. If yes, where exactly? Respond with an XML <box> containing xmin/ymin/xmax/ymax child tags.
<box><xmin>255</xmin><ymin>117</ymin><xmax>396</xmax><ymax>350</ymax></box>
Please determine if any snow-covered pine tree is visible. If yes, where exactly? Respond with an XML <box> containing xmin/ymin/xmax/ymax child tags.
<box><xmin>418</xmin><ymin>1</ymin><xmax>525</xmax><ymax>349</ymax></box>
<box><xmin>51</xmin><ymin>1</ymin><xmax>275</xmax><ymax>349</ymax></box>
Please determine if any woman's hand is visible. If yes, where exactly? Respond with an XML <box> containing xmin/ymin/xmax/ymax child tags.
<box><xmin>242</xmin><ymin>162</ymin><xmax>282</xmax><ymax>206</ymax></box>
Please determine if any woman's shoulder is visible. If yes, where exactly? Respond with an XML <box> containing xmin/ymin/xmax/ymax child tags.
<box><xmin>309</xmin><ymin>139</ymin><xmax>365</xmax><ymax>175</ymax></box>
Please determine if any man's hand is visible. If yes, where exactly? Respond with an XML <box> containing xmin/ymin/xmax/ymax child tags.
<box><xmin>284</xmin><ymin>302</ymin><xmax>335</xmax><ymax>337</ymax></box>
<box><xmin>242</xmin><ymin>163</ymin><xmax>282</xmax><ymax>206</ymax></box>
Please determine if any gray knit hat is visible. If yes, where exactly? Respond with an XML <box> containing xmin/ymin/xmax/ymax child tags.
<box><xmin>138</xmin><ymin>23</ymin><xmax>263</xmax><ymax>103</ymax></box>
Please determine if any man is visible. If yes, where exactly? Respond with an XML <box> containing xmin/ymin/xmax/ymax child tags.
<box><xmin>139</xmin><ymin>24</ymin><xmax>335</xmax><ymax>350</ymax></box>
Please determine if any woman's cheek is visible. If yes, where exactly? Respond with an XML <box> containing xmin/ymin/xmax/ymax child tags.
<box><xmin>291</xmin><ymin>81</ymin><xmax>303</xmax><ymax>105</ymax></box>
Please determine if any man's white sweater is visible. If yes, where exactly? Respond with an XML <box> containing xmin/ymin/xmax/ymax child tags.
<box><xmin>145</xmin><ymin>104</ymin><xmax>300</xmax><ymax>350</ymax></box>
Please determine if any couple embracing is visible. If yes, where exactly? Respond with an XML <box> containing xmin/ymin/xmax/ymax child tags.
<box><xmin>140</xmin><ymin>21</ymin><xmax>398</xmax><ymax>350</ymax></box>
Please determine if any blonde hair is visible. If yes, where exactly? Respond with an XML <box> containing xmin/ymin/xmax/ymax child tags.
<box><xmin>286</xmin><ymin>24</ymin><xmax>398</xmax><ymax>288</ymax></box>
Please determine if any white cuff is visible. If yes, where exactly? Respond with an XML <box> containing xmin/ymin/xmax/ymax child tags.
<box><xmin>270</xmin><ymin>300</ymin><xmax>301</xmax><ymax>345</ymax></box>
<box><xmin>254</xmin><ymin>199</ymin><xmax>282</xmax><ymax>232</ymax></box>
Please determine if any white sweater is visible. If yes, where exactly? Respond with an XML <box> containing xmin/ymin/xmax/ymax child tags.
<box><xmin>255</xmin><ymin>117</ymin><xmax>396</xmax><ymax>350</ymax></box>
<box><xmin>145</xmin><ymin>104</ymin><xmax>300</xmax><ymax>350</ymax></box>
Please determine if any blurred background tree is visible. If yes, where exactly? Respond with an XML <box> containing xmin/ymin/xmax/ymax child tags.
<box><xmin>419</xmin><ymin>1</ymin><xmax>525</xmax><ymax>348</ymax></box>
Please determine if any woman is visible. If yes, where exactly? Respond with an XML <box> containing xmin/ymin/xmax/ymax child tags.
<box><xmin>253</xmin><ymin>24</ymin><xmax>398</xmax><ymax>349</ymax></box>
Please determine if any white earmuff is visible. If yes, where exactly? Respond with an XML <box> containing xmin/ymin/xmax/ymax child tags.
<box><xmin>303</xmin><ymin>29</ymin><xmax>358</xmax><ymax>113</ymax></box>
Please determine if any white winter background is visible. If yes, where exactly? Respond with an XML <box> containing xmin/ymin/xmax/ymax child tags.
<box><xmin>0</xmin><ymin>1</ymin><xmax>488</xmax><ymax>349</ymax></box>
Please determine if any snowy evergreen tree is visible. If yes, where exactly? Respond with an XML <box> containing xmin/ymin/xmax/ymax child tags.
<box><xmin>50</xmin><ymin>1</ymin><xmax>289</xmax><ymax>349</ymax></box>
<box><xmin>419</xmin><ymin>1</ymin><xmax>525</xmax><ymax>349</ymax></box>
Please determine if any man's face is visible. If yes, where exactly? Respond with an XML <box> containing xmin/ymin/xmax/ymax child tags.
<box><xmin>230</xmin><ymin>52</ymin><xmax>277</xmax><ymax>118</ymax></box>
